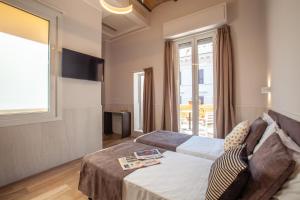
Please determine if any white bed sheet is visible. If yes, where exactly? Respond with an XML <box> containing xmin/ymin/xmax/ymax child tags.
<box><xmin>176</xmin><ymin>136</ymin><xmax>224</xmax><ymax>160</ymax></box>
<box><xmin>123</xmin><ymin>151</ymin><xmax>213</xmax><ymax>200</ymax></box>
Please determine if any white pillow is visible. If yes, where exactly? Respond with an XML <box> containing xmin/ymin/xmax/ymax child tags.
<box><xmin>277</xmin><ymin>129</ymin><xmax>300</xmax><ymax>153</ymax></box>
<box><xmin>273</xmin><ymin>129</ymin><xmax>300</xmax><ymax>200</ymax></box>
<box><xmin>262</xmin><ymin>112</ymin><xmax>276</xmax><ymax>125</ymax></box>
<box><xmin>253</xmin><ymin>122</ymin><xmax>278</xmax><ymax>153</ymax></box>
<box><xmin>224</xmin><ymin>121</ymin><xmax>250</xmax><ymax>151</ymax></box>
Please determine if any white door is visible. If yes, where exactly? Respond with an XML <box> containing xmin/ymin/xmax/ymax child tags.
<box><xmin>177</xmin><ymin>33</ymin><xmax>215</xmax><ymax>137</ymax></box>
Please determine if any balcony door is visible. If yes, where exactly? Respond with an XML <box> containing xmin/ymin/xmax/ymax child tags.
<box><xmin>177</xmin><ymin>33</ymin><xmax>215</xmax><ymax>137</ymax></box>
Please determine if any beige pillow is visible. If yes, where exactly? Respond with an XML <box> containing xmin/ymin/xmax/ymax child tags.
<box><xmin>224</xmin><ymin>121</ymin><xmax>250</xmax><ymax>151</ymax></box>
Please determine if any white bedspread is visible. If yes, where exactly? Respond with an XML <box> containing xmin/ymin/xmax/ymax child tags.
<box><xmin>123</xmin><ymin>151</ymin><xmax>213</xmax><ymax>200</ymax></box>
<box><xmin>176</xmin><ymin>136</ymin><xmax>224</xmax><ymax>160</ymax></box>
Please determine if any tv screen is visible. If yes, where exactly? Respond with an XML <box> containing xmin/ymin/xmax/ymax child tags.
<box><xmin>62</xmin><ymin>48</ymin><xmax>104</xmax><ymax>82</ymax></box>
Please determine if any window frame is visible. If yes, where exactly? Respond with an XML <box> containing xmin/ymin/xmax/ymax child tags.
<box><xmin>174</xmin><ymin>30</ymin><xmax>217</xmax><ymax>135</ymax></box>
<box><xmin>0</xmin><ymin>0</ymin><xmax>62</xmax><ymax>127</ymax></box>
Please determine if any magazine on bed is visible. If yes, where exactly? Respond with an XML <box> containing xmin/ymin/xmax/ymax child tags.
<box><xmin>134</xmin><ymin>149</ymin><xmax>163</xmax><ymax>160</ymax></box>
<box><xmin>118</xmin><ymin>156</ymin><xmax>161</xmax><ymax>171</ymax></box>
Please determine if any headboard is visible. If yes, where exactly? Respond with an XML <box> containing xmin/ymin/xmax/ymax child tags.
<box><xmin>268</xmin><ymin>110</ymin><xmax>300</xmax><ymax>146</ymax></box>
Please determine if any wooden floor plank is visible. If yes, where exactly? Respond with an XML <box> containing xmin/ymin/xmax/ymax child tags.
<box><xmin>0</xmin><ymin>135</ymin><xmax>133</xmax><ymax>200</ymax></box>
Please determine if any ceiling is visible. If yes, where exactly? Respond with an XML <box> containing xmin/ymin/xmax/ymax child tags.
<box><xmin>137</xmin><ymin>0</ymin><xmax>177</xmax><ymax>11</ymax></box>
<box><xmin>83</xmin><ymin>0</ymin><xmax>177</xmax><ymax>41</ymax></box>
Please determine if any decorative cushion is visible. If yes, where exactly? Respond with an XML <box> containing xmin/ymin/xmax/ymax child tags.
<box><xmin>243</xmin><ymin>117</ymin><xmax>268</xmax><ymax>155</ymax></box>
<box><xmin>241</xmin><ymin>134</ymin><xmax>296</xmax><ymax>200</ymax></box>
<box><xmin>262</xmin><ymin>112</ymin><xmax>276</xmax><ymax>125</ymax></box>
<box><xmin>252</xmin><ymin>122</ymin><xmax>278</xmax><ymax>154</ymax></box>
<box><xmin>206</xmin><ymin>145</ymin><xmax>249</xmax><ymax>200</ymax></box>
<box><xmin>277</xmin><ymin>129</ymin><xmax>300</xmax><ymax>153</ymax></box>
<box><xmin>274</xmin><ymin>129</ymin><xmax>300</xmax><ymax>200</ymax></box>
<box><xmin>224</xmin><ymin>121</ymin><xmax>250</xmax><ymax>151</ymax></box>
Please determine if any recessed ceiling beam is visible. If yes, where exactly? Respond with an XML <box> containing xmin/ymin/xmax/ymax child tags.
<box><xmin>136</xmin><ymin>0</ymin><xmax>177</xmax><ymax>11</ymax></box>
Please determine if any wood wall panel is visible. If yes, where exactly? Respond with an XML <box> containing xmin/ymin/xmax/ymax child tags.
<box><xmin>0</xmin><ymin>108</ymin><xmax>102</xmax><ymax>187</ymax></box>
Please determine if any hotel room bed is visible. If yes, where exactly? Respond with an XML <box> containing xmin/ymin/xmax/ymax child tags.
<box><xmin>123</xmin><ymin>151</ymin><xmax>213</xmax><ymax>200</ymax></box>
<box><xmin>79</xmin><ymin>110</ymin><xmax>300</xmax><ymax>200</ymax></box>
<box><xmin>135</xmin><ymin>130</ymin><xmax>224</xmax><ymax>160</ymax></box>
<box><xmin>78</xmin><ymin>141</ymin><xmax>166</xmax><ymax>200</ymax></box>
<box><xmin>79</xmin><ymin>141</ymin><xmax>212</xmax><ymax>200</ymax></box>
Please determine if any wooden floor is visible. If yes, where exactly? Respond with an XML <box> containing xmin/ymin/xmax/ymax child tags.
<box><xmin>103</xmin><ymin>133</ymin><xmax>132</xmax><ymax>147</ymax></box>
<box><xmin>0</xmin><ymin>134</ymin><xmax>133</xmax><ymax>200</ymax></box>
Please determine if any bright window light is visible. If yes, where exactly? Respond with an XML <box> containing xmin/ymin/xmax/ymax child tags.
<box><xmin>133</xmin><ymin>72</ymin><xmax>144</xmax><ymax>131</ymax></box>
<box><xmin>0</xmin><ymin>32</ymin><xmax>49</xmax><ymax>114</ymax></box>
<box><xmin>0</xmin><ymin>2</ymin><xmax>50</xmax><ymax>115</ymax></box>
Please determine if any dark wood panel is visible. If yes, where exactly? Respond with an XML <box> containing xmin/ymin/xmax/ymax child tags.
<box><xmin>104</xmin><ymin>112</ymin><xmax>131</xmax><ymax>138</ymax></box>
<box><xmin>104</xmin><ymin>112</ymin><xmax>112</xmax><ymax>134</ymax></box>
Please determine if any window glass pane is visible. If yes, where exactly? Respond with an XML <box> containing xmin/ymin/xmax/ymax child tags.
<box><xmin>0</xmin><ymin>2</ymin><xmax>49</xmax><ymax>115</ymax></box>
<box><xmin>198</xmin><ymin>69</ymin><xmax>204</xmax><ymax>84</ymax></box>
<box><xmin>179</xmin><ymin>42</ymin><xmax>193</xmax><ymax>134</ymax></box>
<box><xmin>198</xmin><ymin>38</ymin><xmax>214</xmax><ymax>137</ymax></box>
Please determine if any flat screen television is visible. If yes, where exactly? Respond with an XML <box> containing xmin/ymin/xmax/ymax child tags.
<box><xmin>62</xmin><ymin>48</ymin><xmax>104</xmax><ymax>82</ymax></box>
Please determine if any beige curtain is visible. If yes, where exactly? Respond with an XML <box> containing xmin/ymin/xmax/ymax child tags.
<box><xmin>216</xmin><ymin>25</ymin><xmax>235</xmax><ymax>139</ymax></box>
<box><xmin>143</xmin><ymin>67</ymin><xmax>155</xmax><ymax>133</ymax></box>
<box><xmin>162</xmin><ymin>40</ymin><xmax>179</xmax><ymax>132</ymax></box>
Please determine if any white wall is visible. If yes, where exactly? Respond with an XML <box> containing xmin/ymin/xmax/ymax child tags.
<box><xmin>0</xmin><ymin>0</ymin><xmax>102</xmax><ymax>187</ymax></box>
<box><xmin>104</xmin><ymin>0</ymin><xmax>268</xmax><ymax>133</ymax></box>
<box><xmin>228</xmin><ymin>0</ymin><xmax>268</xmax><ymax>121</ymax></box>
<box><xmin>265</xmin><ymin>0</ymin><xmax>300</xmax><ymax>121</ymax></box>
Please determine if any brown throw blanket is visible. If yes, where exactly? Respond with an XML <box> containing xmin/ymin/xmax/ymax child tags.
<box><xmin>78</xmin><ymin>141</ymin><xmax>165</xmax><ymax>200</ymax></box>
<box><xmin>135</xmin><ymin>130</ymin><xmax>192</xmax><ymax>151</ymax></box>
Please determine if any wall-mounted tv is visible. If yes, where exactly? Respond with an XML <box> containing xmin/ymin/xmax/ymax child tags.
<box><xmin>62</xmin><ymin>48</ymin><xmax>104</xmax><ymax>82</ymax></box>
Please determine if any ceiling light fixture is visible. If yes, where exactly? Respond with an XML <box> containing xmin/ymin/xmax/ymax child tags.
<box><xmin>99</xmin><ymin>0</ymin><xmax>133</xmax><ymax>15</ymax></box>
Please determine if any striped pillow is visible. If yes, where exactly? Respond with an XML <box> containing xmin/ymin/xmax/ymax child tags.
<box><xmin>206</xmin><ymin>145</ymin><xmax>249</xmax><ymax>200</ymax></box>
